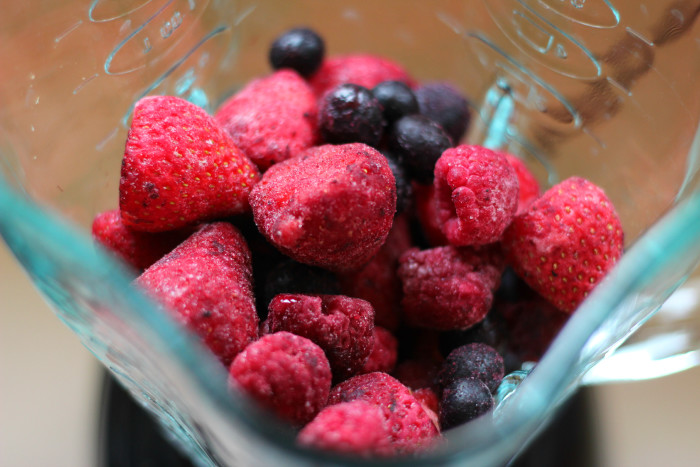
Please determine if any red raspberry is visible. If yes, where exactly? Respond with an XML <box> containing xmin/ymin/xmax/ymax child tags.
<box><xmin>434</xmin><ymin>145</ymin><xmax>519</xmax><ymax>246</ymax></box>
<box><xmin>309</xmin><ymin>54</ymin><xmax>415</xmax><ymax>98</ymax></box>
<box><xmin>328</xmin><ymin>372</ymin><xmax>440</xmax><ymax>454</ymax></box>
<box><xmin>398</xmin><ymin>246</ymin><xmax>503</xmax><ymax>330</ymax></box>
<box><xmin>413</xmin><ymin>182</ymin><xmax>449</xmax><ymax>247</ymax></box>
<box><xmin>249</xmin><ymin>143</ymin><xmax>396</xmax><ymax>272</ymax></box>
<box><xmin>136</xmin><ymin>222</ymin><xmax>258</xmax><ymax>366</ymax></box>
<box><xmin>229</xmin><ymin>332</ymin><xmax>331</xmax><ymax>427</ymax></box>
<box><xmin>360</xmin><ymin>327</ymin><xmax>398</xmax><ymax>374</ymax></box>
<box><xmin>338</xmin><ymin>214</ymin><xmax>413</xmax><ymax>330</ymax></box>
<box><xmin>119</xmin><ymin>96</ymin><xmax>260</xmax><ymax>232</ymax></box>
<box><xmin>91</xmin><ymin>209</ymin><xmax>194</xmax><ymax>270</ymax></box>
<box><xmin>215</xmin><ymin>70</ymin><xmax>319</xmax><ymax>171</ymax></box>
<box><xmin>503</xmin><ymin>153</ymin><xmax>540</xmax><ymax>214</ymax></box>
<box><xmin>502</xmin><ymin>176</ymin><xmax>624</xmax><ymax>313</ymax></box>
<box><xmin>298</xmin><ymin>401</ymin><xmax>393</xmax><ymax>457</ymax></box>
<box><xmin>413</xmin><ymin>388</ymin><xmax>440</xmax><ymax>417</ymax></box>
<box><xmin>263</xmin><ymin>294</ymin><xmax>375</xmax><ymax>381</ymax></box>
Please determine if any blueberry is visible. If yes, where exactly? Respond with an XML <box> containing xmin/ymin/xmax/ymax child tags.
<box><xmin>263</xmin><ymin>259</ymin><xmax>341</xmax><ymax>310</ymax></box>
<box><xmin>415</xmin><ymin>83</ymin><xmax>471</xmax><ymax>144</ymax></box>
<box><xmin>372</xmin><ymin>80</ymin><xmax>418</xmax><ymax>123</ymax></box>
<box><xmin>439</xmin><ymin>314</ymin><xmax>507</xmax><ymax>358</ymax></box>
<box><xmin>439</xmin><ymin>378</ymin><xmax>493</xmax><ymax>430</ymax></box>
<box><xmin>389</xmin><ymin>115</ymin><xmax>452</xmax><ymax>183</ymax></box>
<box><xmin>319</xmin><ymin>84</ymin><xmax>385</xmax><ymax>147</ymax></box>
<box><xmin>269</xmin><ymin>28</ymin><xmax>325</xmax><ymax>77</ymax></box>
<box><xmin>438</xmin><ymin>343</ymin><xmax>505</xmax><ymax>394</ymax></box>
<box><xmin>383</xmin><ymin>151</ymin><xmax>413</xmax><ymax>215</ymax></box>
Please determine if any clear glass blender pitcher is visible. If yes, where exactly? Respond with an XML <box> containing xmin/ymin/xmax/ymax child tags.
<box><xmin>1</xmin><ymin>1</ymin><xmax>699</xmax><ymax>465</ymax></box>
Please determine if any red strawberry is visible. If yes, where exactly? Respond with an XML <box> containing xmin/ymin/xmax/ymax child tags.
<box><xmin>120</xmin><ymin>96</ymin><xmax>260</xmax><ymax>232</ymax></box>
<box><xmin>502</xmin><ymin>153</ymin><xmax>540</xmax><ymax>214</ymax></box>
<box><xmin>92</xmin><ymin>209</ymin><xmax>195</xmax><ymax>270</ymax></box>
<box><xmin>136</xmin><ymin>222</ymin><xmax>259</xmax><ymax>366</ymax></box>
<box><xmin>502</xmin><ymin>177</ymin><xmax>624</xmax><ymax>313</ymax></box>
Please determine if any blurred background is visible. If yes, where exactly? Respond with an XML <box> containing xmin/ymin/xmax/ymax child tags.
<box><xmin>2</xmin><ymin>239</ymin><xmax>700</xmax><ymax>467</ymax></box>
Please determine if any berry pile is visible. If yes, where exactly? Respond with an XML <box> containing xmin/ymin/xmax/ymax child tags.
<box><xmin>92</xmin><ymin>26</ymin><xmax>625</xmax><ymax>458</ymax></box>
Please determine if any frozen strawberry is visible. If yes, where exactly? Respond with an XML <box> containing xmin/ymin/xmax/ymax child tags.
<box><xmin>413</xmin><ymin>388</ymin><xmax>440</xmax><ymax>417</ymax></box>
<box><xmin>309</xmin><ymin>54</ymin><xmax>415</xmax><ymax>98</ymax></box>
<box><xmin>328</xmin><ymin>372</ymin><xmax>440</xmax><ymax>454</ymax></box>
<box><xmin>413</xmin><ymin>182</ymin><xmax>448</xmax><ymax>247</ymax></box>
<box><xmin>398</xmin><ymin>246</ymin><xmax>503</xmax><ymax>330</ymax></box>
<box><xmin>434</xmin><ymin>145</ymin><xmax>519</xmax><ymax>246</ymax></box>
<box><xmin>215</xmin><ymin>70</ymin><xmax>319</xmax><ymax>171</ymax></box>
<box><xmin>120</xmin><ymin>96</ymin><xmax>260</xmax><ymax>232</ymax></box>
<box><xmin>503</xmin><ymin>153</ymin><xmax>540</xmax><ymax>214</ymax></box>
<box><xmin>229</xmin><ymin>332</ymin><xmax>331</xmax><ymax>427</ymax></box>
<box><xmin>92</xmin><ymin>209</ymin><xmax>194</xmax><ymax>270</ymax></box>
<box><xmin>263</xmin><ymin>294</ymin><xmax>374</xmax><ymax>381</ymax></box>
<box><xmin>298</xmin><ymin>401</ymin><xmax>393</xmax><ymax>457</ymax></box>
<box><xmin>136</xmin><ymin>222</ymin><xmax>258</xmax><ymax>366</ymax></box>
<box><xmin>249</xmin><ymin>143</ymin><xmax>396</xmax><ymax>272</ymax></box>
<box><xmin>360</xmin><ymin>327</ymin><xmax>398</xmax><ymax>374</ymax></box>
<box><xmin>502</xmin><ymin>176</ymin><xmax>624</xmax><ymax>313</ymax></box>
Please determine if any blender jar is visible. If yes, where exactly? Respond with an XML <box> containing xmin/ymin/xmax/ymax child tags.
<box><xmin>1</xmin><ymin>1</ymin><xmax>699</xmax><ymax>466</ymax></box>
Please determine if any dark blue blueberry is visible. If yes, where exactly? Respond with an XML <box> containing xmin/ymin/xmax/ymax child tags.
<box><xmin>439</xmin><ymin>378</ymin><xmax>493</xmax><ymax>430</ymax></box>
<box><xmin>372</xmin><ymin>80</ymin><xmax>419</xmax><ymax>123</ymax></box>
<box><xmin>438</xmin><ymin>343</ymin><xmax>505</xmax><ymax>394</ymax></box>
<box><xmin>263</xmin><ymin>259</ymin><xmax>341</xmax><ymax>310</ymax></box>
<box><xmin>389</xmin><ymin>114</ymin><xmax>452</xmax><ymax>183</ymax></box>
<box><xmin>319</xmin><ymin>84</ymin><xmax>385</xmax><ymax>147</ymax></box>
<box><xmin>383</xmin><ymin>151</ymin><xmax>413</xmax><ymax>215</ymax></box>
<box><xmin>269</xmin><ymin>27</ymin><xmax>325</xmax><ymax>77</ymax></box>
<box><xmin>415</xmin><ymin>83</ymin><xmax>471</xmax><ymax>144</ymax></box>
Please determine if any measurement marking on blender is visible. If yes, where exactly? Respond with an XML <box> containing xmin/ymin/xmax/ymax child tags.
<box><xmin>73</xmin><ymin>74</ymin><xmax>100</xmax><ymax>95</ymax></box>
<box><xmin>96</xmin><ymin>128</ymin><xmax>119</xmax><ymax>151</ymax></box>
<box><xmin>605</xmin><ymin>77</ymin><xmax>632</xmax><ymax>97</ymax></box>
<box><xmin>54</xmin><ymin>20</ymin><xmax>83</xmax><ymax>44</ymax></box>
<box><xmin>625</xmin><ymin>27</ymin><xmax>654</xmax><ymax>47</ymax></box>
<box><xmin>235</xmin><ymin>5</ymin><xmax>257</xmax><ymax>26</ymax></box>
<box><xmin>89</xmin><ymin>0</ymin><xmax>155</xmax><ymax>23</ymax></box>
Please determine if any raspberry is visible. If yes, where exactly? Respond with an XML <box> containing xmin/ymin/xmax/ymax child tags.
<box><xmin>503</xmin><ymin>153</ymin><xmax>540</xmax><ymax>214</ymax></box>
<box><xmin>372</xmin><ymin>80</ymin><xmax>419</xmax><ymax>123</ymax></box>
<box><xmin>119</xmin><ymin>96</ymin><xmax>260</xmax><ymax>232</ymax></box>
<box><xmin>215</xmin><ymin>70</ymin><xmax>319</xmax><ymax>171</ymax></box>
<box><xmin>438</xmin><ymin>343</ymin><xmax>505</xmax><ymax>394</ymax></box>
<box><xmin>413</xmin><ymin>388</ymin><xmax>440</xmax><ymax>417</ymax></box>
<box><xmin>398</xmin><ymin>246</ymin><xmax>503</xmax><ymax>330</ymax></box>
<box><xmin>439</xmin><ymin>378</ymin><xmax>493</xmax><ymax>431</ymax></box>
<box><xmin>389</xmin><ymin>115</ymin><xmax>453</xmax><ymax>184</ymax></box>
<box><xmin>91</xmin><ymin>209</ymin><xmax>194</xmax><ymax>270</ymax></box>
<box><xmin>269</xmin><ymin>27</ymin><xmax>325</xmax><ymax>77</ymax></box>
<box><xmin>263</xmin><ymin>294</ymin><xmax>375</xmax><ymax>381</ymax></box>
<box><xmin>309</xmin><ymin>54</ymin><xmax>415</xmax><ymax>98</ymax></box>
<box><xmin>297</xmin><ymin>401</ymin><xmax>392</xmax><ymax>457</ymax></box>
<box><xmin>249</xmin><ymin>143</ymin><xmax>396</xmax><ymax>272</ymax></box>
<box><xmin>413</xmin><ymin>182</ymin><xmax>449</xmax><ymax>247</ymax></box>
<box><xmin>360</xmin><ymin>327</ymin><xmax>398</xmax><ymax>374</ymax></box>
<box><xmin>136</xmin><ymin>223</ymin><xmax>258</xmax><ymax>366</ymax></box>
<box><xmin>229</xmin><ymin>332</ymin><xmax>331</xmax><ymax>427</ymax></box>
<box><xmin>502</xmin><ymin>176</ymin><xmax>624</xmax><ymax>313</ymax></box>
<box><xmin>318</xmin><ymin>84</ymin><xmax>384</xmax><ymax>147</ymax></box>
<box><xmin>415</xmin><ymin>83</ymin><xmax>471</xmax><ymax>144</ymax></box>
<box><xmin>328</xmin><ymin>372</ymin><xmax>440</xmax><ymax>454</ymax></box>
<box><xmin>434</xmin><ymin>145</ymin><xmax>519</xmax><ymax>246</ymax></box>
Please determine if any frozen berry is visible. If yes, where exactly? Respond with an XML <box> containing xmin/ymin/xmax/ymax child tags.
<box><xmin>503</xmin><ymin>152</ymin><xmax>540</xmax><ymax>214</ymax></box>
<box><xmin>328</xmin><ymin>372</ymin><xmax>439</xmax><ymax>453</ymax></box>
<box><xmin>263</xmin><ymin>294</ymin><xmax>375</xmax><ymax>381</ymax></box>
<box><xmin>413</xmin><ymin>182</ymin><xmax>449</xmax><ymax>247</ymax></box>
<box><xmin>262</xmin><ymin>259</ymin><xmax>340</xmax><ymax>310</ymax></box>
<box><xmin>298</xmin><ymin>401</ymin><xmax>392</xmax><ymax>457</ymax></box>
<box><xmin>439</xmin><ymin>314</ymin><xmax>508</xmax><ymax>359</ymax></box>
<box><xmin>389</xmin><ymin>115</ymin><xmax>452</xmax><ymax>184</ymax></box>
<box><xmin>434</xmin><ymin>145</ymin><xmax>519</xmax><ymax>246</ymax></box>
<box><xmin>319</xmin><ymin>84</ymin><xmax>384</xmax><ymax>147</ymax></box>
<box><xmin>415</xmin><ymin>83</ymin><xmax>471</xmax><ymax>144</ymax></box>
<box><xmin>361</xmin><ymin>327</ymin><xmax>398</xmax><ymax>374</ymax></box>
<box><xmin>269</xmin><ymin>27</ymin><xmax>325</xmax><ymax>77</ymax></box>
<box><xmin>250</xmin><ymin>143</ymin><xmax>396</xmax><ymax>272</ymax></box>
<box><xmin>309</xmin><ymin>54</ymin><xmax>415</xmax><ymax>98</ymax></box>
<box><xmin>413</xmin><ymin>388</ymin><xmax>440</xmax><ymax>416</ymax></box>
<box><xmin>136</xmin><ymin>223</ymin><xmax>258</xmax><ymax>367</ymax></box>
<box><xmin>372</xmin><ymin>80</ymin><xmax>418</xmax><ymax>123</ymax></box>
<box><xmin>384</xmin><ymin>153</ymin><xmax>413</xmax><ymax>215</ymax></box>
<box><xmin>438</xmin><ymin>343</ymin><xmax>505</xmax><ymax>394</ymax></box>
<box><xmin>393</xmin><ymin>359</ymin><xmax>439</xmax><ymax>391</ymax></box>
<box><xmin>229</xmin><ymin>332</ymin><xmax>331</xmax><ymax>427</ymax></box>
<box><xmin>439</xmin><ymin>378</ymin><xmax>493</xmax><ymax>430</ymax></box>
<box><xmin>215</xmin><ymin>70</ymin><xmax>318</xmax><ymax>171</ymax></box>
<box><xmin>398</xmin><ymin>246</ymin><xmax>503</xmax><ymax>330</ymax></box>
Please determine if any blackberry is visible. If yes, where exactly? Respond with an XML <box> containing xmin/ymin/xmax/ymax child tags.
<box><xmin>415</xmin><ymin>83</ymin><xmax>471</xmax><ymax>143</ymax></box>
<box><xmin>438</xmin><ymin>343</ymin><xmax>505</xmax><ymax>394</ymax></box>
<box><xmin>269</xmin><ymin>27</ymin><xmax>325</xmax><ymax>77</ymax></box>
<box><xmin>372</xmin><ymin>80</ymin><xmax>418</xmax><ymax>123</ymax></box>
<box><xmin>389</xmin><ymin>115</ymin><xmax>452</xmax><ymax>183</ymax></box>
<box><xmin>439</xmin><ymin>378</ymin><xmax>493</xmax><ymax>430</ymax></box>
<box><xmin>319</xmin><ymin>84</ymin><xmax>385</xmax><ymax>147</ymax></box>
<box><xmin>262</xmin><ymin>259</ymin><xmax>340</xmax><ymax>310</ymax></box>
